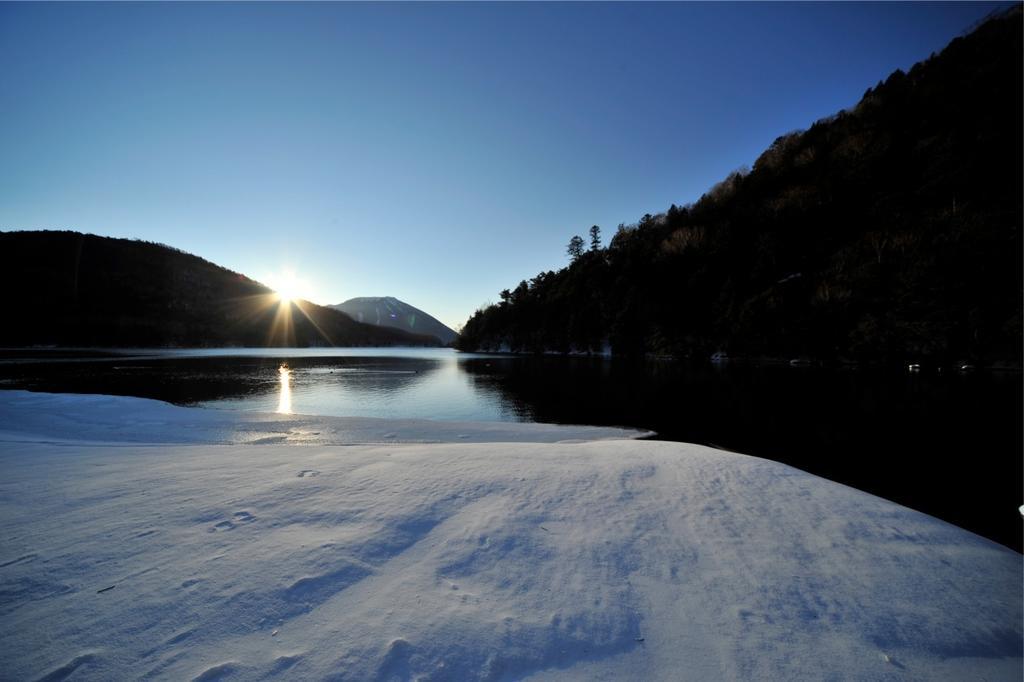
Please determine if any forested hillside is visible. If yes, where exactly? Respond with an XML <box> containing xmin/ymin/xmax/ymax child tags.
<box><xmin>0</xmin><ymin>231</ymin><xmax>441</xmax><ymax>348</ymax></box>
<box><xmin>457</xmin><ymin>8</ymin><xmax>1022</xmax><ymax>365</ymax></box>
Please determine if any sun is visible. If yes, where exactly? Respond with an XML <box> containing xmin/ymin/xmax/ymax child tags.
<box><xmin>274</xmin><ymin>280</ymin><xmax>300</xmax><ymax>305</ymax></box>
<box><xmin>265</xmin><ymin>270</ymin><xmax>312</xmax><ymax>305</ymax></box>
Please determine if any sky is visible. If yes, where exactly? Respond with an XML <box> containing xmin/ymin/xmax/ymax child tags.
<box><xmin>0</xmin><ymin>2</ymin><xmax>1010</xmax><ymax>331</ymax></box>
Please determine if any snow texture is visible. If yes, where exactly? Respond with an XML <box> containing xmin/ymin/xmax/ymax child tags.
<box><xmin>0</xmin><ymin>392</ymin><xmax>1020</xmax><ymax>681</ymax></box>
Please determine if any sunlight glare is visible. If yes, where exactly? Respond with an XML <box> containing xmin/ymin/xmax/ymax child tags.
<box><xmin>277</xmin><ymin>365</ymin><xmax>292</xmax><ymax>414</ymax></box>
<box><xmin>266</xmin><ymin>270</ymin><xmax>314</xmax><ymax>305</ymax></box>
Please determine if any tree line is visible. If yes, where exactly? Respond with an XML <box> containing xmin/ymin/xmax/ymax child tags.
<box><xmin>456</xmin><ymin>7</ymin><xmax>1022</xmax><ymax>365</ymax></box>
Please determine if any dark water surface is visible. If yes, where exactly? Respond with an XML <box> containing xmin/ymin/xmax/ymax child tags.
<box><xmin>1</xmin><ymin>347</ymin><xmax>1020</xmax><ymax>551</ymax></box>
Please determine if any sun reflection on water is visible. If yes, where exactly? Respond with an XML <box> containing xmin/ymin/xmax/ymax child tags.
<box><xmin>277</xmin><ymin>365</ymin><xmax>292</xmax><ymax>414</ymax></box>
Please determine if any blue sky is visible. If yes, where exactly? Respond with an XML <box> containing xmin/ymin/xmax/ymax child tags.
<box><xmin>0</xmin><ymin>2</ymin><xmax>1009</xmax><ymax>330</ymax></box>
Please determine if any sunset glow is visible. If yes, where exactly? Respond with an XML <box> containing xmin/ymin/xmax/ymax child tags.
<box><xmin>265</xmin><ymin>270</ymin><xmax>314</xmax><ymax>305</ymax></box>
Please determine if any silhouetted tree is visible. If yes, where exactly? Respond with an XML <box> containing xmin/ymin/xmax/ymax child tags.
<box><xmin>589</xmin><ymin>225</ymin><xmax>601</xmax><ymax>251</ymax></box>
<box><xmin>567</xmin><ymin>235</ymin><xmax>585</xmax><ymax>261</ymax></box>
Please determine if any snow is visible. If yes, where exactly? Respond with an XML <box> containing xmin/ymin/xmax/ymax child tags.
<box><xmin>0</xmin><ymin>392</ymin><xmax>1020</xmax><ymax>680</ymax></box>
<box><xmin>0</xmin><ymin>390</ymin><xmax>651</xmax><ymax>445</ymax></box>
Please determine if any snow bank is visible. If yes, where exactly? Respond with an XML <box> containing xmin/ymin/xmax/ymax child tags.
<box><xmin>0</xmin><ymin>393</ymin><xmax>1020</xmax><ymax>680</ymax></box>
<box><xmin>0</xmin><ymin>390</ymin><xmax>651</xmax><ymax>445</ymax></box>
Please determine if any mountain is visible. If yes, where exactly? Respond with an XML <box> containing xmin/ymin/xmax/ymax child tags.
<box><xmin>0</xmin><ymin>231</ymin><xmax>442</xmax><ymax>348</ymax></box>
<box><xmin>456</xmin><ymin>8</ymin><xmax>1022</xmax><ymax>365</ymax></box>
<box><xmin>332</xmin><ymin>297</ymin><xmax>458</xmax><ymax>345</ymax></box>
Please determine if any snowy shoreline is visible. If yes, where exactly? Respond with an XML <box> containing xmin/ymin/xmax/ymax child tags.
<box><xmin>0</xmin><ymin>390</ymin><xmax>653</xmax><ymax>446</ymax></box>
<box><xmin>0</xmin><ymin>392</ymin><xmax>1020</xmax><ymax>680</ymax></box>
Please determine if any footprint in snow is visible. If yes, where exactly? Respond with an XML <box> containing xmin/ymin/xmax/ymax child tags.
<box><xmin>209</xmin><ymin>512</ymin><xmax>255</xmax><ymax>532</ymax></box>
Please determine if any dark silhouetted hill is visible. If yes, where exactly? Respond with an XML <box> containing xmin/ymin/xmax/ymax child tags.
<box><xmin>457</xmin><ymin>8</ymin><xmax>1022</xmax><ymax>365</ymax></box>
<box><xmin>332</xmin><ymin>297</ymin><xmax>458</xmax><ymax>345</ymax></box>
<box><xmin>0</xmin><ymin>231</ymin><xmax>442</xmax><ymax>348</ymax></box>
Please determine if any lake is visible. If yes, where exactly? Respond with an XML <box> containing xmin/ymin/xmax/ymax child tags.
<box><xmin>0</xmin><ymin>347</ymin><xmax>1020</xmax><ymax>551</ymax></box>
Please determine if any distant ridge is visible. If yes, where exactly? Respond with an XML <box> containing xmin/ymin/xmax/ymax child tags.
<box><xmin>332</xmin><ymin>296</ymin><xmax>457</xmax><ymax>345</ymax></box>
<box><xmin>0</xmin><ymin>231</ymin><xmax>441</xmax><ymax>348</ymax></box>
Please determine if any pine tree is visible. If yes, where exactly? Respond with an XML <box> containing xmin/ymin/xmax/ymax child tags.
<box><xmin>567</xmin><ymin>235</ymin><xmax>585</xmax><ymax>261</ymax></box>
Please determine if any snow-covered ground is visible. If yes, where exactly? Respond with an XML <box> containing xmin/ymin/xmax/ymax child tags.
<box><xmin>0</xmin><ymin>392</ymin><xmax>1020</xmax><ymax>680</ymax></box>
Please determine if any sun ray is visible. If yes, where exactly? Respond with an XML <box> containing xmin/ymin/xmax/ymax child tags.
<box><xmin>265</xmin><ymin>270</ymin><xmax>313</xmax><ymax>306</ymax></box>
<box><xmin>292</xmin><ymin>299</ymin><xmax>335</xmax><ymax>346</ymax></box>
<box><xmin>268</xmin><ymin>298</ymin><xmax>295</xmax><ymax>347</ymax></box>
<box><xmin>223</xmin><ymin>272</ymin><xmax>335</xmax><ymax>347</ymax></box>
